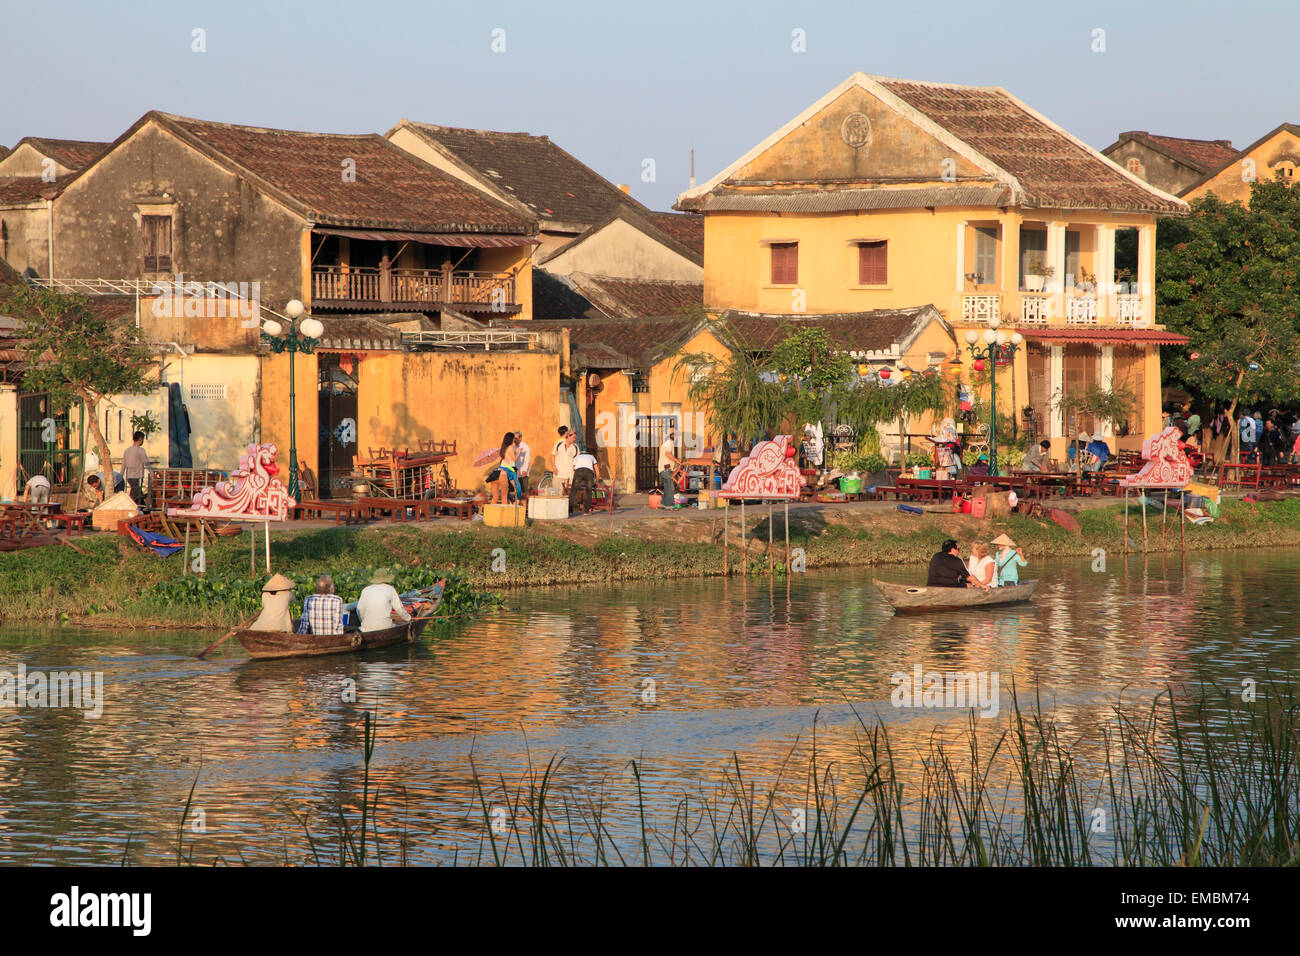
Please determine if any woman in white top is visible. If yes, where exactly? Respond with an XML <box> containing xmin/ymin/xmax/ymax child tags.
<box><xmin>967</xmin><ymin>542</ymin><xmax>997</xmax><ymax>588</ymax></box>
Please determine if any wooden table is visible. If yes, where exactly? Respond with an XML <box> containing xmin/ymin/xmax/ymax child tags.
<box><xmin>295</xmin><ymin>500</ymin><xmax>366</xmax><ymax>524</ymax></box>
<box><xmin>894</xmin><ymin>477</ymin><xmax>966</xmax><ymax>501</ymax></box>
<box><xmin>1217</xmin><ymin>461</ymin><xmax>1261</xmax><ymax>491</ymax></box>
<box><xmin>47</xmin><ymin>512</ymin><xmax>89</xmax><ymax>535</ymax></box>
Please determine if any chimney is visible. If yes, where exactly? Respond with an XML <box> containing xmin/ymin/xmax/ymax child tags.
<box><xmin>689</xmin><ymin>148</ymin><xmax>696</xmax><ymax>188</ymax></box>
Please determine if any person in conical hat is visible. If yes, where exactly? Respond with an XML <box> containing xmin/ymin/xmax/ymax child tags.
<box><xmin>357</xmin><ymin>567</ymin><xmax>411</xmax><ymax>632</ymax></box>
<box><xmin>993</xmin><ymin>534</ymin><xmax>1027</xmax><ymax>587</ymax></box>
<box><xmin>250</xmin><ymin>573</ymin><xmax>295</xmax><ymax>632</ymax></box>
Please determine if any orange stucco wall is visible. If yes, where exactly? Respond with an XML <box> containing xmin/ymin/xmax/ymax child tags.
<box><xmin>1182</xmin><ymin>128</ymin><xmax>1300</xmax><ymax>205</ymax></box>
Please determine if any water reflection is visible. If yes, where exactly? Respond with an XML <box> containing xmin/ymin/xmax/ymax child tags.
<box><xmin>0</xmin><ymin>548</ymin><xmax>1297</xmax><ymax>863</ymax></box>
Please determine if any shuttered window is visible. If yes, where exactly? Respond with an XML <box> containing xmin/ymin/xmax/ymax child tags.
<box><xmin>858</xmin><ymin>241</ymin><xmax>887</xmax><ymax>285</ymax></box>
<box><xmin>142</xmin><ymin>215</ymin><xmax>172</xmax><ymax>272</ymax></box>
<box><xmin>770</xmin><ymin>242</ymin><xmax>798</xmax><ymax>285</ymax></box>
<box><xmin>973</xmin><ymin>227</ymin><xmax>997</xmax><ymax>285</ymax></box>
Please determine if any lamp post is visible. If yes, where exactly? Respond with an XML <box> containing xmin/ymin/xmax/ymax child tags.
<box><xmin>261</xmin><ymin>299</ymin><xmax>324</xmax><ymax>502</ymax></box>
<box><xmin>963</xmin><ymin>318</ymin><xmax>1023</xmax><ymax>476</ymax></box>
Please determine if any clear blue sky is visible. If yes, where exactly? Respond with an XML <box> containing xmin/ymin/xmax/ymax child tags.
<box><xmin>2</xmin><ymin>0</ymin><xmax>1294</xmax><ymax>210</ymax></box>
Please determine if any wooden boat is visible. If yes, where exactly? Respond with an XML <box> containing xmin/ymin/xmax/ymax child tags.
<box><xmin>873</xmin><ymin>579</ymin><xmax>1037</xmax><ymax>614</ymax></box>
<box><xmin>235</xmin><ymin>581</ymin><xmax>445</xmax><ymax>660</ymax></box>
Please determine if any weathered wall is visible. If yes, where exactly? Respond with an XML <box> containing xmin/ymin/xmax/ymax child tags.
<box><xmin>0</xmin><ymin>203</ymin><xmax>50</xmax><ymax>276</ymax></box>
<box><xmin>161</xmin><ymin>354</ymin><xmax>260</xmax><ymax>469</ymax></box>
<box><xmin>1184</xmin><ymin>128</ymin><xmax>1300</xmax><ymax>204</ymax></box>
<box><xmin>542</xmin><ymin>218</ymin><xmax>703</xmax><ymax>281</ymax></box>
<box><xmin>355</xmin><ymin>349</ymin><xmax>563</xmax><ymax>491</ymax></box>
<box><xmin>1101</xmin><ymin>141</ymin><xmax>1203</xmax><ymax>197</ymax></box>
<box><xmin>0</xmin><ymin>144</ymin><xmax>76</xmax><ymax>179</ymax></box>
<box><xmin>52</xmin><ymin>121</ymin><xmax>306</xmax><ymax>314</ymax></box>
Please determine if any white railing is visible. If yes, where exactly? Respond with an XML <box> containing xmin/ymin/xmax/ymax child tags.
<box><xmin>961</xmin><ymin>294</ymin><xmax>1000</xmax><ymax>323</ymax></box>
<box><xmin>401</xmin><ymin>329</ymin><xmax>540</xmax><ymax>351</ymax></box>
<box><xmin>1020</xmin><ymin>293</ymin><xmax>1051</xmax><ymax>325</ymax></box>
<box><xmin>1115</xmin><ymin>294</ymin><xmax>1146</xmax><ymax>325</ymax></box>
<box><xmin>1065</xmin><ymin>294</ymin><xmax>1099</xmax><ymax>325</ymax></box>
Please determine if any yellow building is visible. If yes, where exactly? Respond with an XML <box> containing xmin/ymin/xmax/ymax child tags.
<box><xmin>676</xmin><ymin>72</ymin><xmax>1191</xmax><ymax>455</ymax></box>
<box><xmin>1181</xmin><ymin>123</ymin><xmax>1300</xmax><ymax>205</ymax></box>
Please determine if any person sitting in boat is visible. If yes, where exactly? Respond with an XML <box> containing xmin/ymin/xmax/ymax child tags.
<box><xmin>250</xmin><ymin>574</ymin><xmax>295</xmax><ymax>632</ymax></box>
<box><xmin>967</xmin><ymin>542</ymin><xmax>997</xmax><ymax>588</ymax></box>
<box><xmin>993</xmin><ymin>533</ymin><xmax>1027</xmax><ymax>586</ymax></box>
<box><xmin>357</xmin><ymin>568</ymin><xmax>411</xmax><ymax>633</ymax></box>
<box><xmin>298</xmin><ymin>574</ymin><xmax>344</xmax><ymax>635</ymax></box>
<box><xmin>926</xmin><ymin>539</ymin><xmax>986</xmax><ymax>589</ymax></box>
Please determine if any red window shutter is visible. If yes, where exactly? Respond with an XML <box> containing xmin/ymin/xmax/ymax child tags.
<box><xmin>859</xmin><ymin>241</ymin><xmax>887</xmax><ymax>285</ymax></box>
<box><xmin>770</xmin><ymin>243</ymin><xmax>798</xmax><ymax>284</ymax></box>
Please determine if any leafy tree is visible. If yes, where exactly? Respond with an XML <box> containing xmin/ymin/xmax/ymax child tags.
<box><xmin>768</xmin><ymin>326</ymin><xmax>851</xmax><ymax>425</ymax></box>
<box><xmin>1157</xmin><ymin>178</ymin><xmax>1300</xmax><ymax>458</ymax></box>
<box><xmin>5</xmin><ymin>285</ymin><xmax>155</xmax><ymax>487</ymax></box>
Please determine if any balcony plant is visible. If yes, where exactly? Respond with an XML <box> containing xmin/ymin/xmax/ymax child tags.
<box><xmin>1024</xmin><ymin>258</ymin><xmax>1055</xmax><ymax>293</ymax></box>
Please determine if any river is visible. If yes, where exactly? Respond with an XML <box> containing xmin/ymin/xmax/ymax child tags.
<box><xmin>0</xmin><ymin>548</ymin><xmax>1295</xmax><ymax>865</ymax></box>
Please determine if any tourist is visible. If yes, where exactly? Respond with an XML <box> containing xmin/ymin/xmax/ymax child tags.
<box><xmin>1255</xmin><ymin>411</ymin><xmax>1266</xmax><ymax>451</ymax></box>
<box><xmin>513</xmin><ymin>432</ymin><xmax>531</xmax><ymax>494</ymax></box>
<box><xmin>569</xmin><ymin>449</ymin><xmax>599</xmax><ymax>514</ymax></box>
<box><xmin>926</xmin><ymin>538</ymin><xmax>983</xmax><ymax>588</ymax></box>
<box><xmin>1289</xmin><ymin>414</ymin><xmax>1300</xmax><ymax>448</ymax></box>
<box><xmin>968</xmin><ymin>453</ymin><xmax>990</xmax><ymax>478</ymax></box>
<box><xmin>81</xmin><ymin>474</ymin><xmax>104</xmax><ymax>508</ymax></box>
<box><xmin>1239</xmin><ymin>413</ymin><xmax>1258</xmax><ymax>462</ymax></box>
<box><xmin>1261</xmin><ymin>419</ymin><xmax>1286</xmax><ymax>466</ymax></box>
<box><xmin>1182</xmin><ymin>405</ymin><xmax>1202</xmax><ymax>448</ymax></box>
<box><xmin>298</xmin><ymin>574</ymin><xmax>344</xmax><ymax>635</ymax></box>
<box><xmin>967</xmin><ymin>542</ymin><xmax>997</xmax><ymax>588</ymax></box>
<box><xmin>1023</xmin><ymin>439</ymin><xmax>1052</xmax><ymax>472</ymax></box>
<box><xmin>1067</xmin><ymin>432</ymin><xmax>1093</xmax><ymax>471</ymax></box>
<box><xmin>993</xmin><ymin>533</ymin><xmax>1027</xmax><ymax>586</ymax></box>
<box><xmin>23</xmin><ymin>471</ymin><xmax>51</xmax><ymax>504</ymax></box>
<box><xmin>356</xmin><ymin>568</ymin><xmax>411</xmax><ymax>632</ymax></box>
<box><xmin>659</xmin><ymin>426</ymin><xmax>682</xmax><ymax>506</ymax></box>
<box><xmin>488</xmin><ymin>432</ymin><xmax>519</xmax><ymax>504</ymax></box>
<box><xmin>932</xmin><ymin>418</ymin><xmax>961</xmax><ymax>475</ymax></box>
<box><xmin>123</xmin><ymin>431</ymin><xmax>150</xmax><ymax>507</ymax></box>
<box><xmin>249</xmin><ymin>574</ymin><xmax>295</xmax><ymax>632</ymax></box>
<box><xmin>552</xmin><ymin>426</ymin><xmax>578</xmax><ymax>489</ymax></box>
<box><xmin>1292</xmin><ymin>429</ymin><xmax>1300</xmax><ymax>465</ymax></box>
<box><xmin>1085</xmin><ymin>433</ymin><xmax>1111</xmax><ymax>472</ymax></box>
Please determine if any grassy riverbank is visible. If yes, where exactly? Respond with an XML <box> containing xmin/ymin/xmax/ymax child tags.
<box><xmin>1</xmin><ymin>496</ymin><xmax>1297</xmax><ymax>629</ymax></box>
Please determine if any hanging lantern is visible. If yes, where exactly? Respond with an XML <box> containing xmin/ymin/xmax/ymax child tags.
<box><xmin>857</xmin><ymin>363</ymin><xmax>870</xmax><ymax>376</ymax></box>
<box><xmin>778</xmin><ymin>373</ymin><xmax>788</xmax><ymax>383</ymax></box>
<box><xmin>973</xmin><ymin>358</ymin><xmax>986</xmax><ymax>372</ymax></box>
<box><xmin>879</xmin><ymin>368</ymin><xmax>892</xmax><ymax>380</ymax></box>
<box><xmin>902</xmin><ymin>368</ymin><xmax>914</xmax><ymax>380</ymax></box>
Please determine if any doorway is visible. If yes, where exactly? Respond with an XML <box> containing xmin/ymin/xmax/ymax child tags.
<box><xmin>634</xmin><ymin>414</ymin><xmax>677</xmax><ymax>491</ymax></box>
<box><xmin>317</xmin><ymin>354</ymin><xmax>359</xmax><ymax>498</ymax></box>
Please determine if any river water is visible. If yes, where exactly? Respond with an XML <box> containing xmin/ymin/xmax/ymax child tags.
<box><xmin>0</xmin><ymin>549</ymin><xmax>1296</xmax><ymax>865</ymax></box>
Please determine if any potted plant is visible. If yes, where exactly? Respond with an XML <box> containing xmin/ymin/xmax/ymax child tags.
<box><xmin>1024</xmin><ymin>258</ymin><xmax>1055</xmax><ymax>293</ymax></box>
<box><xmin>1114</xmin><ymin>266</ymin><xmax>1135</xmax><ymax>294</ymax></box>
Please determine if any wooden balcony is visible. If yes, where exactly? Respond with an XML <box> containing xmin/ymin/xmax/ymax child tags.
<box><xmin>311</xmin><ymin>264</ymin><xmax>520</xmax><ymax>313</ymax></box>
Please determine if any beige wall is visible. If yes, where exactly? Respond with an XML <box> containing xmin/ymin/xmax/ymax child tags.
<box><xmin>0</xmin><ymin>202</ymin><xmax>50</xmax><ymax>276</ymax></box>
<box><xmin>0</xmin><ymin>144</ymin><xmax>77</xmax><ymax>179</ymax></box>
<box><xmin>1184</xmin><ymin>128</ymin><xmax>1300</xmax><ymax>204</ymax></box>
<box><xmin>543</xmin><ymin>218</ymin><xmax>703</xmax><ymax>281</ymax></box>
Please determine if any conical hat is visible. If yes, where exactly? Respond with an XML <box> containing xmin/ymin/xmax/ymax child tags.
<box><xmin>991</xmin><ymin>533</ymin><xmax>1016</xmax><ymax>548</ymax></box>
<box><xmin>262</xmin><ymin>573</ymin><xmax>294</xmax><ymax>592</ymax></box>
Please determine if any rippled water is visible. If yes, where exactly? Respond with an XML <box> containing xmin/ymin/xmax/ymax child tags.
<box><xmin>1</xmin><ymin>548</ymin><xmax>1297</xmax><ymax>864</ymax></box>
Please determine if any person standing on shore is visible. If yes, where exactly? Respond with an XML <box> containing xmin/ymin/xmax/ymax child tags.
<box><xmin>489</xmin><ymin>432</ymin><xmax>519</xmax><ymax>504</ymax></box>
<box><xmin>513</xmin><ymin>432</ymin><xmax>531</xmax><ymax>495</ymax></box>
<box><xmin>123</xmin><ymin>431</ymin><xmax>150</xmax><ymax>507</ymax></box>
<box><xmin>552</xmin><ymin>426</ymin><xmax>578</xmax><ymax>489</ymax></box>
<box><xmin>658</xmin><ymin>426</ymin><xmax>683</xmax><ymax>507</ymax></box>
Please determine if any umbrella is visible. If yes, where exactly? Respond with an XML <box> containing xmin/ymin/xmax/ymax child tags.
<box><xmin>473</xmin><ymin>447</ymin><xmax>501</xmax><ymax>467</ymax></box>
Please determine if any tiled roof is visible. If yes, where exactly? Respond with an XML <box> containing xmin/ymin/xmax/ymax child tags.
<box><xmin>563</xmin><ymin>315</ymin><xmax>704</xmax><ymax>368</ymax></box>
<box><xmin>566</xmin><ymin>273</ymin><xmax>703</xmax><ymax>320</ymax></box>
<box><xmin>396</xmin><ymin>122</ymin><xmax>649</xmax><ymax>227</ymax></box>
<box><xmin>154</xmin><ymin>113</ymin><xmax>534</xmax><ymax>233</ymax></box>
<box><xmin>878</xmin><ymin>79</ymin><xmax>1185</xmax><ymax>213</ymax></box>
<box><xmin>1020</xmin><ymin>328</ymin><xmax>1188</xmax><ymax>345</ymax></box>
<box><xmin>645</xmin><ymin>212</ymin><xmax>704</xmax><ymax>255</ymax></box>
<box><xmin>0</xmin><ymin>176</ymin><xmax>52</xmax><ymax>205</ymax></box>
<box><xmin>1178</xmin><ymin>122</ymin><xmax>1300</xmax><ymax>198</ymax></box>
<box><xmin>303</xmin><ymin>314</ymin><xmax>403</xmax><ymax>351</ymax></box>
<box><xmin>697</xmin><ymin>185</ymin><xmax>1012</xmax><ymax>212</ymax></box>
<box><xmin>13</xmin><ymin>137</ymin><xmax>109</xmax><ymax>169</ymax></box>
<box><xmin>720</xmin><ymin>307</ymin><xmax>944</xmax><ymax>354</ymax></box>
<box><xmin>1109</xmin><ymin>132</ymin><xmax>1237</xmax><ymax>173</ymax></box>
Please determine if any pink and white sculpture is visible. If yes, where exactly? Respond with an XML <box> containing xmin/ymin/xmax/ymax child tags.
<box><xmin>168</xmin><ymin>442</ymin><xmax>297</xmax><ymax>521</ymax></box>
<box><xmin>718</xmin><ymin>435</ymin><xmax>803</xmax><ymax>500</ymax></box>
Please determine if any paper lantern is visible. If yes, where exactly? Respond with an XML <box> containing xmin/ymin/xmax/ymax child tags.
<box><xmin>857</xmin><ymin>363</ymin><xmax>870</xmax><ymax>376</ymax></box>
<box><xmin>973</xmin><ymin>358</ymin><xmax>986</xmax><ymax>372</ymax></box>
<box><xmin>778</xmin><ymin>373</ymin><xmax>788</xmax><ymax>383</ymax></box>
<box><xmin>879</xmin><ymin>368</ymin><xmax>892</xmax><ymax>380</ymax></box>
<box><xmin>1189</xmin><ymin>352</ymin><xmax>1200</xmax><ymax>360</ymax></box>
<box><xmin>902</xmin><ymin>368</ymin><xmax>914</xmax><ymax>379</ymax></box>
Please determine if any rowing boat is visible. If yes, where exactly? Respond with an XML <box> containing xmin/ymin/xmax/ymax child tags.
<box><xmin>235</xmin><ymin>580</ymin><xmax>445</xmax><ymax>660</ymax></box>
<box><xmin>872</xmin><ymin>579</ymin><xmax>1037</xmax><ymax>614</ymax></box>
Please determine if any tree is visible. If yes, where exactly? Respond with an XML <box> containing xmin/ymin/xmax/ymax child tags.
<box><xmin>4</xmin><ymin>285</ymin><xmax>155</xmax><ymax>488</ymax></box>
<box><xmin>1157</xmin><ymin>178</ymin><xmax>1300</xmax><ymax>458</ymax></box>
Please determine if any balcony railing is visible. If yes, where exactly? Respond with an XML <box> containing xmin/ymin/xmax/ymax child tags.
<box><xmin>1065</xmin><ymin>294</ymin><xmax>1099</xmax><ymax>325</ymax></box>
<box><xmin>1020</xmin><ymin>293</ymin><xmax>1051</xmax><ymax>325</ymax></box>
<box><xmin>312</xmin><ymin>264</ymin><xmax>519</xmax><ymax>312</ymax></box>
<box><xmin>1115</xmin><ymin>294</ymin><xmax>1145</xmax><ymax>325</ymax></box>
<box><xmin>961</xmin><ymin>294</ymin><xmax>1000</xmax><ymax>322</ymax></box>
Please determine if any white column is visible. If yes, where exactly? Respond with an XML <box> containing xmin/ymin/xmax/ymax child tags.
<box><xmin>1046</xmin><ymin>222</ymin><xmax>1067</xmax><ymax>323</ymax></box>
<box><xmin>1137</xmin><ymin>225</ymin><xmax>1155</xmax><ymax>326</ymax></box>
<box><xmin>1096</xmin><ymin>225</ymin><xmax>1115</xmax><ymax>319</ymax></box>
<box><xmin>1100</xmin><ymin>346</ymin><xmax>1115</xmax><ymax>437</ymax></box>
<box><xmin>1049</xmin><ymin>345</ymin><xmax>1065</xmax><ymax>437</ymax></box>
<box><xmin>955</xmin><ymin>221</ymin><xmax>967</xmax><ymax>293</ymax></box>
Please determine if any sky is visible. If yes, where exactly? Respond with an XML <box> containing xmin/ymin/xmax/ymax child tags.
<box><xmin>2</xmin><ymin>0</ymin><xmax>1296</xmax><ymax>211</ymax></box>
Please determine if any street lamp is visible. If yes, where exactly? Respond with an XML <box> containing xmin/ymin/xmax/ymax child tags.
<box><xmin>965</xmin><ymin>322</ymin><xmax>1023</xmax><ymax>475</ymax></box>
<box><xmin>261</xmin><ymin>299</ymin><xmax>324</xmax><ymax>502</ymax></box>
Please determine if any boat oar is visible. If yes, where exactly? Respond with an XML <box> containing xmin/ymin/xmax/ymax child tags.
<box><xmin>197</xmin><ymin>613</ymin><xmax>258</xmax><ymax>659</ymax></box>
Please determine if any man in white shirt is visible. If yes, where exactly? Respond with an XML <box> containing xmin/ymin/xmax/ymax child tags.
<box><xmin>658</xmin><ymin>427</ymin><xmax>681</xmax><ymax>506</ymax></box>
<box><xmin>356</xmin><ymin>568</ymin><xmax>411</xmax><ymax>632</ymax></box>
<box><xmin>122</xmin><ymin>431</ymin><xmax>150</xmax><ymax>506</ymax></box>
<box><xmin>552</xmin><ymin>427</ymin><xmax>578</xmax><ymax>487</ymax></box>
<box><xmin>569</xmin><ymin>451</ymin><xmax>599</xmax><ymax>514</ymax></box>
<box><xmin>513</xmin><ymin>432</ymin><xmax>531</xmax><ymax>493</ymax></box>
<box><xmin>24</xmin><ymin>473</ymin><xmax>51</xmax><ymax>504</ymax></box>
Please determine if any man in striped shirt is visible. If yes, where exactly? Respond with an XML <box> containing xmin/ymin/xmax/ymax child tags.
<box><xmin>298</xmin><ymin>574</ymin><xmax>344</xmax><ymax>635</ymax></box>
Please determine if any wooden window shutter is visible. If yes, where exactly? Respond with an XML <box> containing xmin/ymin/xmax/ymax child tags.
<box><xmin>858</xmin><ymin>241</ymin><xmax>887</xmax><ymax>285</ymax></box>
<box><xmin>142</xmin><ymin>215</ymin><xmax>173</xmax><ymax>272</ymax></box>
<box><xmin>770</xmin><ymin>242</ymin><xmax>798</xmax><ymax>285</ymax></box>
